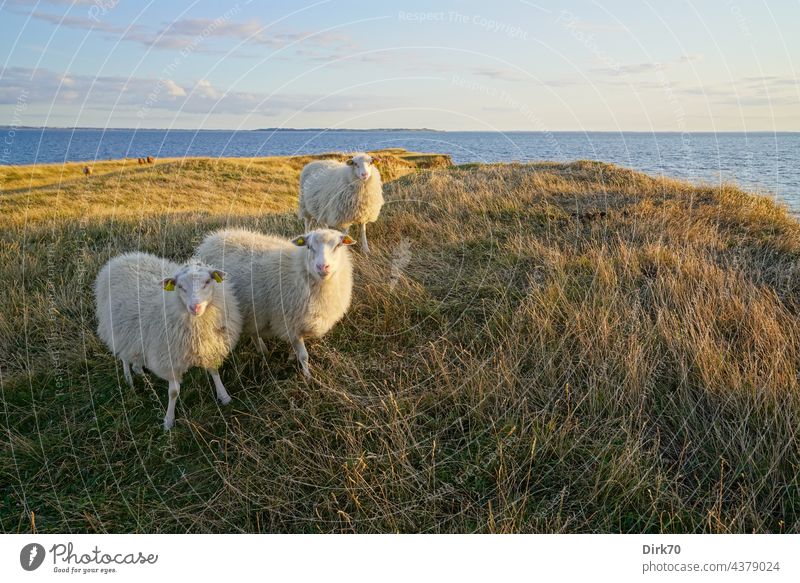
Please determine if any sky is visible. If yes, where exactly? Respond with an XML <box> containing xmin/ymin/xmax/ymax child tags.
<box><xmin>0</xmin><ymin>0</ymin><xmax>798</xmax><ymax>131</ymax></box>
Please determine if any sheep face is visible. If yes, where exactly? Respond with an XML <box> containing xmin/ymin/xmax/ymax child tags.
<box><xmin>346</xmin><ymin>153</ymin><xmax>375</xmax><ymax>182</ymax></box>
<box><xmin>292</xmin><ymin>229</ymin><xmax>356</xmax><ymax>281</ymax></box>
<box><xmin>162</xmin><ymin>263</ymin><xmax>226</xmax><ymax>316</ymax></box>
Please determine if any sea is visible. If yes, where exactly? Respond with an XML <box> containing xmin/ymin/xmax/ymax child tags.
<box><xmin>3</xmin><ymin>128</ymin><xmax>799</xmax><ymax>211</ymax></box>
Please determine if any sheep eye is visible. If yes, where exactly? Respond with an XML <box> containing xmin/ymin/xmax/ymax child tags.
<box><xmin>177</xmin><ymin>284</ymin><xmax>185</xmax><ymax>291</ymax></box>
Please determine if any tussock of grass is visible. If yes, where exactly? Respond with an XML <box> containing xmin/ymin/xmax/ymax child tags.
<box><xmin>1</xmin><ymin>156</ymin><xmax>799</xmax><ymax>533</ymax></box>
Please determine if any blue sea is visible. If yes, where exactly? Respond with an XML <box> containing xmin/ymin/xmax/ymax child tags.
<box><xmin>3</xmin><ymin>128</ymin><xmax>799</xmax><ymax>211</ymax></box>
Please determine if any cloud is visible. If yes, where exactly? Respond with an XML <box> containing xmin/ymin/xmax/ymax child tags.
<box><xmin>739</xmin><ymin>75</ymin><xmax>800</xmax><ymax>90</ymax></box>
<box><xmin>168</xmin><ymin>17</ymin><xmax>264</xmax><ymax>40</ymax></box>
<box><xmin>20</xmin><ymin>8</ymin><xmax>140</xmax><ymax>35</ymax></box>
<box><xmin>710</xmin><ymin>94</ymin><xmax>799</xmax><ymax>107</ymax></box>
<box><xmin>133</xmin><ymin>13</ymin><xmax>359</xmax><ymax>57</ymax></box>
<box><xmin>0</xmin><ymin>66</ymin><xmax>396</xmax><ymax>117</ymax></box>
<box><xmin>470</xmin><ymin>67</ymin><xmax>527</xmax><ymax>81</ymax></box>
<box><xmin>6</xmin><ymin>0</ymin><xmax>97</xmax><ymax>5</ymax></box>
<box><xmin>11</xmin><ymin>2</ymin><xmax>357</xmax><ymax>59</ymax></box>
<box><xmin>676</xmin><ymin>75</ymin><xmax>800</xmax><ymax>103</ymax></box>
<box><xmin>163</xmin><ymin>79</ymin><xmax>187</xmax><ymax>98</ymax></box>
<box><xmin>591</xmin><ymin>54</ymin><xmax>702</xmax><ymax>77</ymax></box>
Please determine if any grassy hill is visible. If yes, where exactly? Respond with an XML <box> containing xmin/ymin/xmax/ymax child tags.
<box><xmin>1</xmin><ymin>151</ymin><xmax>799</xmax><ymax>533</ymax></box>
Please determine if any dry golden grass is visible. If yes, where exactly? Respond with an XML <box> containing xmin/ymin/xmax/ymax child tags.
<box><xmin>0</xmin><ymin>149</ymin><xmax>450</xmax><ymax>224</ymax></box>
<box><xmin>1</xmin><ymin>155</ymin><xmax>799</xmax><ymax>533</ymax></box>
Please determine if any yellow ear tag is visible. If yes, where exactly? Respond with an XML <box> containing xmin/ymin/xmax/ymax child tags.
<box><xmin>212</xmin><ymin>272</ymin><xmax>224</xmax><ymax>283</ymax></box>
<box><xmin>163</xmin><ymin>280</ymin><xmax>175</xmax><ymax>291</ymax></box>
<box><xmin>295</xmin><ymin>237</ymin><xmax>305</xmax><ymax>246</ymax></box>
<box><xmin>342</xmin><ymin>236</ymin><xmax>355</xmax><ymax>245</ymax></box>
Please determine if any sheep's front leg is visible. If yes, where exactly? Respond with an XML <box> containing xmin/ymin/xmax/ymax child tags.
<box><xmin>257</xmin><ymin>336</ymin><xmax>269</xmax><ymax>354</ymax></box>
<box><xmin>359</xmin><ymin>223</ymin><xmax>370</xmax><ymax>254</ymax></box>
<box><xmin>208</xmin><ymin>368</ymin><xmax>232</xmax><ymax>405</ymax></box>
<box><xmin>164</xmin><ymin>380</ymin><xmax>181</xmax><ymax>430</ymax></box>
<box><xmin>122</xmin><ymin>361</ymin><xmax>134</xmax><ymax>387</ymax></box>
<box><xmin>291</xmin><ymin>336</ymin><xmax>311</xmax><ymax>379</ymax></box>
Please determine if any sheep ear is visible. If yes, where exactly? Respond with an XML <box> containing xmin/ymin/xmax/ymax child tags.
<box><xmin>162</xmin><ymin>278</ymin><xmax>176</xmax><ymax>291</ymax></box>
<box><xmin>292</xmin><ymin>235</ymin><xmax>307</xmax><ymax>247</ymax></box>
<box><xmin>211</xmin><ymin>270</ymin><xmax>225</xmax><ymax>283</ymax></box>
<box><xmin>371</xmin><ymin>156</ymin><xmax>380</xmax><ymax>164</ymax></box>
<box><xmin>346</xmin><ymin>159</ymin><xmax>355</xmax><ymax>166</ymax></box>
<box><xmin>341</xmin><ymin>235</ymin><xmax>356</xmax><ymax>246</ymax></box>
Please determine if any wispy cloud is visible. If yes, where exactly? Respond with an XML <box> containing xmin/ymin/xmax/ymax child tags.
<box><xmin>469</xmin><ymin>67</ymin><xmax>527</xmax><ymax>81</ymax></box>
<box><xmin>12</xmin><ymin>3</ymin><xmax>357</xmax><ymax>58</ymax></box>
<box><xmin>591</xmin><ymin>54</ymin><xmax>702</xmax><ymax>77</ymax></box>
<box><xmin>0</xmin><ymin>66</ymin><xmax>397</xmax><ymax>116</ymax></box>
<box><xmin>25</xmin><ymin>8</ymin><xmax>141</xmax><ymax>35</ymax></box>
<box><xmin>739</xmin><ymin>75</ymin><xmax>800</xmax><ymax>90</ymax></box>
<box><xmin>6</xmin><ymin>0</ymin><xmax>98</xmax><ymax>5</ymax></box>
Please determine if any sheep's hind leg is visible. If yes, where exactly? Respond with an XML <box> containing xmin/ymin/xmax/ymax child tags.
<box><xmin>122</xmin><ymin>361</ymin><xmax>134</xmax><ymax>387</ymax></box>
<box><xmin>359</xmin><ymin>223</ymin><xmax>370</xmax><ymax>254</ymax></box>
<box><xmin>163</xmin><ymin>380</ymin><xmax>181</xmax><ymax>430</ymax></box>
<box><xmin>208</xmin><ymin>368</ymin><xmax>232</xmax><ymax>406</ymax></box>
<box><xmin>291</xmin><ymin>336</ymin><xmax>311</xmax><ymax>379</ymax></box>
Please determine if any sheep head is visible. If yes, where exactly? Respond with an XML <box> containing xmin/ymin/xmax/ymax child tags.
<box><xmin>162</xmin><ymin>261</ymin><xmax>226</xmax><ymax>316</ymax></box>
<box><xmin>292</xmin><ymin>229</ymin><xmax>356</xmax><ymax>281</ymax></box>
<box><xmin>346</xmin><ymin>153</ymin><xmax>376</xmax><ymax>181</ymax></box>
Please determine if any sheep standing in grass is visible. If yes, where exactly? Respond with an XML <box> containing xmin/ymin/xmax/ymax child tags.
<box><xmin>94</xmin><ymin>253</ymin><xmax>242</xmax><ymax>430</ymax></box>
<box><xmin>83</xmin><ymin>166</ymin><xmax>92</xmax><ymax>176</ymax></box>
<box><xmin>298</xmin><ymin>153</ymin><xmax>383</xmax><ymax>254</ymax></box>
<box><xmin>196</xmin><ymin>228</ymin><xmax>355</xmax><ymax>378</ymax></box>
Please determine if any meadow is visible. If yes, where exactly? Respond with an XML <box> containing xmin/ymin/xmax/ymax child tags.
<box><xmin>1</xmin><ymin>150</ymin><xmax>799</xmax><ymax>533</ymax></box>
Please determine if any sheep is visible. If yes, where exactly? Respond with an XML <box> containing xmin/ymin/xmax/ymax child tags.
<box><xmin>196</xmin><ymin>228</ymin><xmax>356</xmax><ymax>378</ymax></box>
<box><xmin>83</xmin><ymin>166</ymin><xmax>92</xmax><ymax>176</ymax></box>
<box><xmin>137</xmin><ymin>158</ymin><xmax>145</xmax><ymax>165</ymax></box>
<box><xmin>146</xmin><ymin>155</ymin><xmax>154</xmax><ymax>164</ymax></box>
<box><xmin>298</xmin><ymin>152</ymin><xmax>383</xmax><ymax>254</ymax></box>
<box><xmin>94</xmin><ymin>252</ymin><xmax>243</xmax><ymax>430</ymax></box>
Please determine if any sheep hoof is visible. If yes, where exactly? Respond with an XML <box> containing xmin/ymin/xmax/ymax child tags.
<box><xmin>218</xmin><ymin>395</ymin><xmax>232</xmax><ymax>406</ymax></box>
<box><xmin>163</xmin><ymin>416</ymin><xmax>175</xmax><ymax>431</ymax></box>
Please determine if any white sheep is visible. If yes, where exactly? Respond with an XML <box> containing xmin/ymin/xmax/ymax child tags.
<box><xmin>298</xmin><ymin>152</ymin><xmax>384</xmax><ymax>254</ymax></box>
<box><xmin>94</xmin><ymin>252</ymin><xmax>243</xmax><ymax>430</ymax></box>
<box><xmin>196</xmin><ymin>228</ymin><xmax>356</xmax><ymax>378</ymax></box>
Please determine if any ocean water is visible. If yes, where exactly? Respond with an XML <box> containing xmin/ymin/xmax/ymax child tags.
<box><xmin>3</xmin><ymin>128</ymin><xmax>799</xmax><ymax>210</ymax></box>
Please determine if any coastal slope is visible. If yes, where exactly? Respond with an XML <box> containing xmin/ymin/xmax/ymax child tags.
<box><xmin>1</xmin><ymin>154</ymin><xmax>799</xmax><ymax>533</ymax></box>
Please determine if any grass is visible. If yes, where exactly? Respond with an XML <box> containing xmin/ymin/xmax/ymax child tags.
<box><xmin>1</xmin><ymin>152</ymin><xmax>800</xmax><ymax>533</ymax></box>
